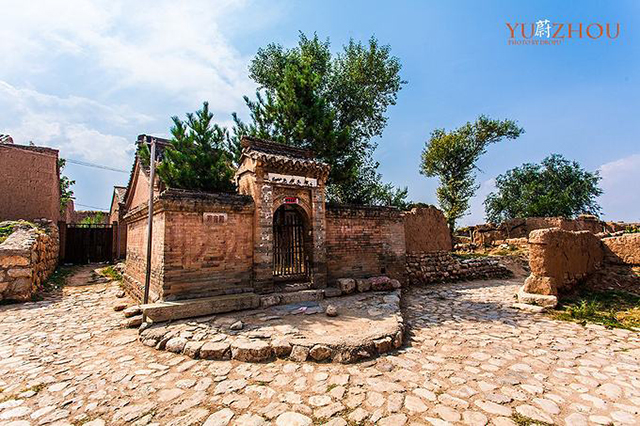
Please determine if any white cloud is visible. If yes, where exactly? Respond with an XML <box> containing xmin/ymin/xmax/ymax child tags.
<box><xmin>598</xmin><ymin>154</ymin><xmax>640</xmax><ymax>222</ymax></box>
<box><xmin>0</xmin><ymin>81</ymin><xmax>139</xmax><ymax>169</ymax></box>
<box><xmin>0</xmin><ymin>1</ymin><xmax>257</xmax><ymax>111</ymax></box>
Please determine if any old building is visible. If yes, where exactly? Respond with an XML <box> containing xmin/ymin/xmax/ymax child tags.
<box><xmin>121</xmin><ymin>136</ymin><xmax>412</xmax><ymax>306</ymax></box>
<box><xmin>109</xmin><ymin>186</ymin><xmax>128</xmax><ymax>259</ymax></box>
<box><xmin>0</xmin><ymin>137</ymin><xmax>61</xmax><ymax>223</ymax></box>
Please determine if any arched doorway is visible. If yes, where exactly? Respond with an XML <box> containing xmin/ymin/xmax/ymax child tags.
<box><xmin>273</xmin><ymin>204</ymin><xmax>309</xmax><ymax>281</ymax></box>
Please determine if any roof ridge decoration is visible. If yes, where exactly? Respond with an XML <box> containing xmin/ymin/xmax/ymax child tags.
<box><xmin>239</xmin><ymin>136</ymin><xmax>331</xmax><ymax>180</ymax></box>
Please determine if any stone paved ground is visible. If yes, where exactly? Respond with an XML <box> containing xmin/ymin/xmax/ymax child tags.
<box><xmin>1</xmin><ymin>266</ymin><xmax>639</xmax><ymax>426</ymax></box>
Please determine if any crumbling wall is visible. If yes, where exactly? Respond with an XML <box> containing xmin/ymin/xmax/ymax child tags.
<box><xmin>602</xmin><ymin>233</ymin><xmax>640</xmax><ymax>265</ymax></box>
<box><xmin>406</xmin><ymin>251</ymin><xmax>510</xmax><ymax>285</ymax></box>
<box><xmin>403</xmin><ymin>206</ymin><xmax>452</xmax><ymax>252</ymax></box>
<box><xmin>469</xmin><ymin>215</ymin><xmax>622</xmax><ymax>247</ymax></box>
<box><xmin>0</xmin><ymin>220</ymin><xmax>59</xmax><ymax>301</ymax></box>
<box><xmin>523</xmin><ymin>228</ymin><xmax>603</xmax><ymax>296</ymax></box>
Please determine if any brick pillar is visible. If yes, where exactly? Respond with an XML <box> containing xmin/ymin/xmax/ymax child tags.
<box><xmin>253</xmin><ymin>179</ymin><xmax>274</xmax><ymax>293</ymax></box>
<box><xmin>310</xmin><ymin>184</ymin><xmax>327</xmax><ymax>288</ymax></box>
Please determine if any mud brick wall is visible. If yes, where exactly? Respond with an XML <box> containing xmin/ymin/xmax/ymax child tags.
<box><xmin>602</xmin><ymin>233</ymin><xmax>640</xmax><ymax>265</ymax></box>
<box><xmin>403</xmin><ymin>206</ymin><xmax>452</xmax><ymax>252</ymax></box>
<box><xmin>469</xmin><ymin>215</ymin><xmax>621</xmax><ymax>247</ymax></box>
<box><xmin>406</xmin><ymin>251</ymin><xmax>510</xmax><ymax>285</ymax></box>
<box><xmin>0</xmin><ymin>220</ymin><xmax>59</xmax><ymax>301</ymax></box>
<box><xmin>0</xmin><ymin>144</ymin><xmax>60</xmax><ymax>223</ymax></box>
<box><xmin>123</xmin><ymin>190</ymin><xmax>255</xmax><ymax>302</ymax></box>
<box><xmin>523</xmin><ymin>228</ymin><xmax>604</xmax><ymax>296</ymax></box>
<box><xmin>325</xmin><ymin>204</ymin><xmax>406</xmax><ymax>284</ymax></box>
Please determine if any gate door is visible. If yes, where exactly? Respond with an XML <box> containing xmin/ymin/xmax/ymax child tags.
<box><xmin>273</xmin><ymin>206</ymin><xmax>308</xmax><ymax>279</ymax></box>
<box><xmin>64</xmin><ymin>224</ymin><xmax>114</xmax><ymax>264</ymax></box>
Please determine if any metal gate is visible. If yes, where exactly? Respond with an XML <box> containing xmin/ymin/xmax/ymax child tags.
<box><xmin>63</xmin><ymin>224</ymin><xmax>114</xmax><ymax>264</ymax></box>
<box><xmin>273</xmin><ymin>206</ymin><xmax>308</xmax><ymax>279</ymax></box>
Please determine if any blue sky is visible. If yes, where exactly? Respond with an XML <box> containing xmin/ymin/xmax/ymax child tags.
<box><xmin>1</xmin><ymin>1</ymin><xmax>638</xmax><ymax>224</ymax></box>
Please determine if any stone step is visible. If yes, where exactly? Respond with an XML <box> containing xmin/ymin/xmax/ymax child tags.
<box><xmin>276</xmin><ymin>282</ymin><xmax>312</xmax><ymax>293</ymax></box>
<box><xmin>141</xmin><ymin>293</ymin><xmax>260</xmax><ymax>323</ymax></box>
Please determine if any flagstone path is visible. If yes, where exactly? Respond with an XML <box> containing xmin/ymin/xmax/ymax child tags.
<box><xmin>0</xmin><ymin>266</ymin><xmax>639</xmax><ymax>425</ymax></box>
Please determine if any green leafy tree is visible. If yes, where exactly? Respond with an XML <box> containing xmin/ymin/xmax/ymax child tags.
<box><xmin>139</xmin><ymin>102</ymin><xmax>235</xmax><ymax>193</ymax></box>
<box><xmin>484</xmin><ymin>154</ymin><xmax>603</xmax><ymax>223</ymax></box>
<box><xmin>58</xmin><ymin>158</ymin><xmax>75</xmax><ymax>214</ymax></box>
<box><xmin>230</xmin><ymin>32</ymin><xmax>408</xmax><ymax>207</ymax></box>
<box><xmin>420</xmin><ymin>115</ymin><xmax>524</xmax><ymax>231</ymax></box>
<box><xmin>79</xmin><ymin>212</ymin><xmax>106</xmax><ymax>225</ymax></box>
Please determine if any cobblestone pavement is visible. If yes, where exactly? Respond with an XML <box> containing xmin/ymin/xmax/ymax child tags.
<box><xmin>1</xmin><ymin>267</ymin><xmax>639</xmax><ymax>426</ymax></box>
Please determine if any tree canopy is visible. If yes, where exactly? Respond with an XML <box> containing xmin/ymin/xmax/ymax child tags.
<box><xmin>229</xmin><ymin>32</ymin><xmax>408</xmax><ymax>207</ymax></box>
<box><xmin>484</xmin><ymin>154</ymin><xmax>603</xmax><ymax>223</ymax></box>
<box><xmin>58</xmin><ymin>158</ymin><xmax>75</xmax><ymax>214</ymax></box>
<box><xmin>420</xmin><ymin>115</ymin><xmax>524</xmax><ymax>231</ymax></box>
<box><xmin>139</xmin><ymin>102</ymin><xmax>235</xmax><ymax>193</ymax></box>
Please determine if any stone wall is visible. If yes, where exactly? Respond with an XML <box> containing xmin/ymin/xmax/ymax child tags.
<box><xmin>406</xmin><ymin>251</ymin><xmax>510</xmax><ymax>285</ymax></box>
<box><xmin>0</xmin><ymin>144</ymin><xmax>60</xmax><ymax>223</ymax></box>
<box><xmin>123</xmin><ymin>189</ymin><xmax>255</xmax><ymax>302</ymax></box>
<box><xmin>403</xmin><ymin>206</ymin><xmax>452</xmax><ymax>252</ymax></box>
<box><xmin>0</xmin><ymin>220</ymin><xmax>59</xmax><ymax>301</ymax></box>
<box><xmin>326</xmin><ymin>204</ymin><xmax>406</xmax><ymax>284</ymax></box>
<box><xmin>523</xmin><ymin>228</ymin><xmax>604</xmax><ymax>296</ymax></box>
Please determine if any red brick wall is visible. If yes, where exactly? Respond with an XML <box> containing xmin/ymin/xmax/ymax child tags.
<box><xmin>123</xmin><ymin>190</ymin><xmax>255</xmax><ymax>302</ymax></box>
<box><xmin>0</xmin><ymin>144</ymin><xmax>60</xmax><ymax>222</ymax></box>
<box><xmin>326</xmin><ymin>204</ymin><xmax>406</xmax><ymax>284</ymax></box>
<box><xmin>123</xmin><ymin>210</ymin><xmax>166</xmax><ymax>301</ymax></box>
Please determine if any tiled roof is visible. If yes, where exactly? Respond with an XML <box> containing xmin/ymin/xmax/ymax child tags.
<box><xmin>240</xmin><ymin>136</ymin><xmax>330</xmax><ymax>176</ymax></box>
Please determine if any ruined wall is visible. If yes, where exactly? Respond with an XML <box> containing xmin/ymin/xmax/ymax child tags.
<box><xmin>406</xmin><ymin>251</ymin><xmax>510</xmax><ymax>285</ymax></box>
<box><xmin>523</xmin><ymin>228</ymin><xmax>604</xmax><ymax>295</ymax></box>
<box><xmin>602</xmin><ymin>233</ymin><xmax>640</xmax><ymax>265</ymax></box>
<box><xmin>326</xmin><ymin>204</ymin><xmax>406</xmax><ymax>283</ymax></box>
<box><xmin>470</xmin><ymin>215</ymin><xmax>614</xmax><ymax>247</ymax></box>
<box><xmin>0</xmin><ymin>220</ymin><xmax>59</xmax><ymax>301</ymax></box>
<box><xmin>0</xmin><ymin>144</ymin><xmax>60</xmax><ymax>223</ymax></box>
<box><xmin>123</xmin><ymin>190</ymin><xmax>255</xmax><ymax>302</ymax></box>
<box><xmin>403</xmin><ymin>206</ymin><xmax>452</xmax><ymax>253</ymax></box>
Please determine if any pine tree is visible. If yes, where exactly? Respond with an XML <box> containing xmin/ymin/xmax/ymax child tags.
<box><xmin>139</xmin><ymin>102</ymin><xmax>235</xmax><ymax>193</ymax></box>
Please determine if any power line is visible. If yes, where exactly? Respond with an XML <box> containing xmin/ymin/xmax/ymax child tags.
<box><xmin>65</xmin><ymin>158</ymin><xmax>129</xmax><ymax>173</ymax></box>
<box><xmin>75</xmin><ymin>202</ymin><xmax>109</xmax><ymax>211</ymax></box>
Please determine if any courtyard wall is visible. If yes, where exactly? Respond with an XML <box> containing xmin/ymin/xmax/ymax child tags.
<box><xmin>325</xmin><ymin>204</ymin><xmax>406</xmax><ymax>284</ymax></box>
<box><xmin>123</xmin><ymin>189</ymin><xmax>254</xmax><ymax>302</ymax></box>
<box><xmin>406</xmin><ymin>251</ymin><xmax>510</xmax><ymax>285</ymax></box>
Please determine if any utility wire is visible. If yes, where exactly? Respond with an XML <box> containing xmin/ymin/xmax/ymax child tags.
<box><xmin>74</xmin><ymin>203</ymin><xmax>109</xmax><ymax>211</ymax></box>
<box><xmin>66</xmin><ymin>158</ymin><xmax>129</xmax><ymax>173</ymax></box>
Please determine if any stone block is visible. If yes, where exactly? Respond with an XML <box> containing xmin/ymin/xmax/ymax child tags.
<box><xmin>141</xmin><ymin>293</ymin><xmax>260</xmax><ymax>322</ymax></box>
<box><xmin>336</xmin><ymin>278</ymin><xmax>356</xmax><ymax>294</ymax></box>
<box><xmin>279</xmin><ymin>290</ymin><xmax>322</xmax><ymax>305</ymax></box>
<box><xmin>290</xmin><ymin>345</ymin><xmax>309</xmax><ymax>362</ymax></box>
<box><xmin>309</xmin><ymin>345</ymin><xmax>332</xmax><ymax>361</ymax></box>
<box><xmin>231</xmin><ymin>339</ymin><xmax>272</xmax><ymax>362</ymax></box>
<box><xmin>323</xmin><ymin>287</ymin><xmax>341</xmax><ymax>298</ymax></box>
<box><xmin>517</xmin><ymin>287</ymin><xmax>558</xmax><ymax>308</ymax></box>
<box><xmin>356</xmin><ymin>278</ymin><xmax>371</xmax><ymax>292</ymax></box>
<box><xmin>200</xmin><ymin>341</ymin><xmax>231</xmax><ymax>360</ymax></box>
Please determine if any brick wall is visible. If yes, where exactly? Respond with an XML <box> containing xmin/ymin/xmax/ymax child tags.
<box><xmin>0</xmin><ymin>220</ymin><xmax>59</xmax><ymax>301</ymax></box>
<box><xmin>123</xmin><ymin>189</ymin><xmax>255</xmax><ymax>302</ymax></box>
<box><xmin>326</xmin><ymin>204</ymin><xmax>406</xmax><ymax>284</ymax></box>
<box><xmin>406</xmin><ymin>251</ymin><xmax>510</xmax><ymax>285</ymax></box>
<box><xmin>0</xmin><ymin>144</ymin><xmax>60</xmax><ymax>222</ymax></box>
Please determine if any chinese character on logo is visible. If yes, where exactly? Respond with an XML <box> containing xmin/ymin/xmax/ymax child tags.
<box><xmin>535</xmin><ymin>19</ymin><xmax>551</xmax><ymax>38</ymax></box>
